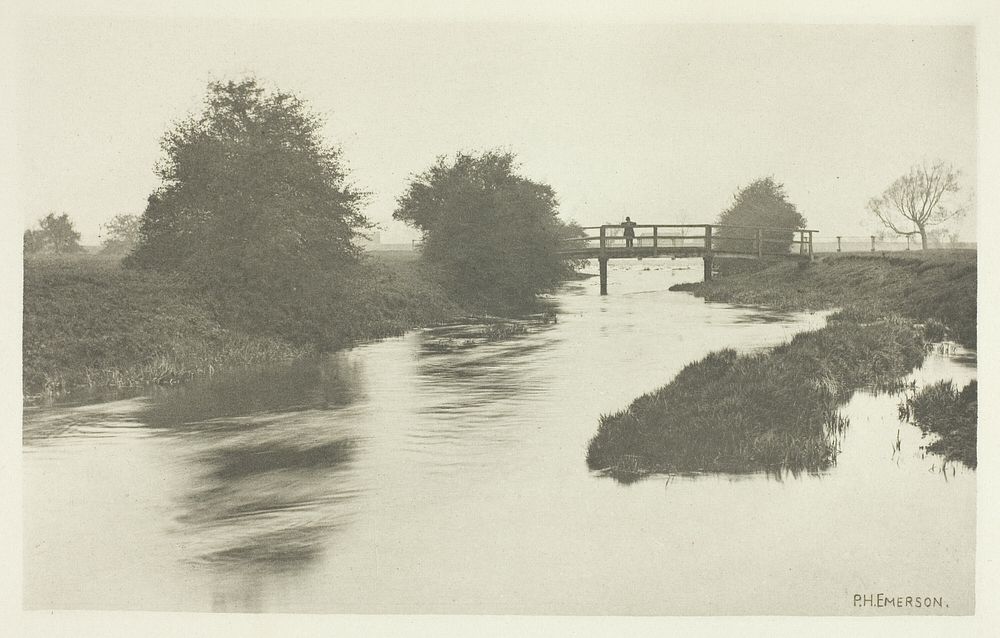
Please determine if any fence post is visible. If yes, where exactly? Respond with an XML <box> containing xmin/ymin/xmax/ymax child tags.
<box><xmin>871</xmin><ymin>236</ymin><xmax>876</xmax><ymax>252</ymax></box>
<box><xmin>808</xmin><ymin>231</ymin><xmax>814</xmax><ymax>262</ymax></box>
<box><xmin>652</xmin><ymin>226</ymin><xmax>658</xmax><ymax>257</ymax></box>
<box><xmin>599</xmin><ymin>257</ymin><xmax>608</xmax><ymax>295</ymax></box>
<box><xmin>756</xmin><ymin>228</ymin><xmax>763</xmax><ymax>259</ymax></box>
<box><xmin>836</xmin><ymin>236</ymin><xmax>842</xmax><ymax>253</ymax></box>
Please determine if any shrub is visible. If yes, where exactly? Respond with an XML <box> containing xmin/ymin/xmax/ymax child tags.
<box><xmin>394</xmin><ymin>150</ymin><xmax>576</xmax><ymax>307</ymax></box>
<box><xmin>715</xmin><ymin>177</ymin><xmax>806</xmax><ymax>254</ymax></box>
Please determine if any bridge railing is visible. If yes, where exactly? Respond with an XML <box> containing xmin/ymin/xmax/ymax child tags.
<box><xmin>560</xmin><ymin>224</ymin><xmax>817</xmax><ymax>259</ymax></box>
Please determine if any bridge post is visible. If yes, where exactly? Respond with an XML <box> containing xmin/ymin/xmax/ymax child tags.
<box><xmin>809</xmin><ymin>231</ymin><xmax>815</xmax><ymax>262</ymax></box>
<box><xmin>599</xmin><ymin>257</ymin><xmax>608</xmax><ymax>295</ymax></box>
<box><xmin>599</xmin><ymin>226</ymin><xmax>607</xmax><ymax>256</ymax></box>
<box><xmin>703</xmin><ymin>225</ymin><xmax>714</xmax><ymax>281</ymax></box>
<box><xmin>652</xmin><ymin>226</ymin><xmax>658</xmax><ymax>257</ymax></box>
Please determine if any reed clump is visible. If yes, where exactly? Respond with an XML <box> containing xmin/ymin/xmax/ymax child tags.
<box><xmin>586</xmin><ymin>314</ymin><xmax>925</xmax><ymax>479</ymax></box>
<box><xmin>480</xmin><ymin>322</ymin><xmax>529</xmax><ymax>340</ymax></box>
<box><xmin>900</xmin><ymin>380</ymin><xmax>977</xmax><ymax>468</ymax></box>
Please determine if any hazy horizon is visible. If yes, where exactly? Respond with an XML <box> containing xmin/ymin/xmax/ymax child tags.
<box><xmin>16</xmin><ymin>21</ymin><xmax>976</xmax><ymax>244</ymax></box>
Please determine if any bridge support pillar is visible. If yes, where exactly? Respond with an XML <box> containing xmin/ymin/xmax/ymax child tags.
<box><xmin>703</xmin><ymin>254</ymin><xmax>714</xmax><ymax>282</ymax></box>
<box><xmin>599</xmin><ymin>257</ymin><xmax>608</xmax><ymax>295</ymax></box>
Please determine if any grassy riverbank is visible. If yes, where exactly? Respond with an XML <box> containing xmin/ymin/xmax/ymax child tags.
<box><xmin>672</xmin><ymin>251</ymin><xmax>976</xmax><ymax>346</ymax></box>
<box><xmin>588</xmin><ymin>251</ymin><xmax>977</xmax><ymax>480</ymax></box>
<box><xmin>23</xmin><ymin>251</ymin><xmax>465</xmax><ymax>400</ymax></box>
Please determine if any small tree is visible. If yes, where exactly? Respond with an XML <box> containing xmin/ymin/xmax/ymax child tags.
<box><xmin>99</xmin><ymin>213</ymin><xmax>142</xmax><ymax>255</ymax></box>
<box><xmin>394</xmin><ymin>150</ymin><xmax>573</xmax><ymax>305</ymax></box>
<box><xmin>867</xmin><ymin>161</ymin><xmax>967</xmax><ymax>250</ymax></box>
<box><xmin>715</xmin><ymin>177</ymin><xmax>806</xmax><ymax>253</ymax></box>
<box><xmin>24</xmin><ymin>213</ymin><xmax>83</xmax><ymax>254</ymax></box>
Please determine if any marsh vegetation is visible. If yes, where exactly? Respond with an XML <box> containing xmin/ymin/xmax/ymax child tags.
<box><xmin>587</xmin><ymin>312</ymin><xmax>925</xmax><ymax>478</ymax></box>
<box><xmin>899</xmin><ymin>380</ymin><xmax>977</xmax><ymax>468</ymax></box>
<box><xmin>590</xmin><ymin>251</ymin><xmax>977</xmax><ymax>480</ymax></box>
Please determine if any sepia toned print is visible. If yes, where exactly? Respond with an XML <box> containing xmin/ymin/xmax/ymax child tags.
<box><xmin>18</xmin><ymin>19</ymin><xmax>977</xmax><ymax>617</ymax></box>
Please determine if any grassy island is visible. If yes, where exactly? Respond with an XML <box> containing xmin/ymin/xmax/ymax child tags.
<box><xmin>588</xmin><ymin>251</ymin><xmax>977</xmax><ymax>480</ymax></box>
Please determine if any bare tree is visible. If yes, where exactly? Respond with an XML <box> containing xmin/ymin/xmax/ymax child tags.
<box><xmin>867</xmin><ymin>161</ymin><xmax>967</xmax><ymax>249</ymax></box>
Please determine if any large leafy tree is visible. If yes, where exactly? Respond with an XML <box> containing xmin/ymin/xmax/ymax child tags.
<box><xmin>127</xmin><ymin>79</ymin><xmax>370</xmax><ymax>340</ymax></box>
<box><xmin>867</xmin><ymin>161</ymin><xmax>967</xmax><ymax>250</ymax></box>
<box><xmin>394</xmin><ymin>151</ymin><xmax>572</xmax><ymax>305</ymax></box>
<box><xmin>716</xmin><ymin>177</ymin><xmax>806</xmax><ymax>253</ymax></box>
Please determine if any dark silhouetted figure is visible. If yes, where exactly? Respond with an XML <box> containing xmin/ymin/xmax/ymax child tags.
<box><xmin>621</xmin><ymin>217</ymin><xmax>637</xmax><ymax>248</ymax></box>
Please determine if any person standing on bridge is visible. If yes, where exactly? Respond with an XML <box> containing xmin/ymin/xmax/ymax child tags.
<box><xmin>621</xmin><ymin>216</ymin><xmax>637</xmax><ymax>248</ymax></box>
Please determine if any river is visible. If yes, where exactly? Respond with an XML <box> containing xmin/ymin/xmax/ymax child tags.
<box><xmin>22</xmin><ymin>259</ymin><xmax>976</xmax><ymax>614</ymax></box>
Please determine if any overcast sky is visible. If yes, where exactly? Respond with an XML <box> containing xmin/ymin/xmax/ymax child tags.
<box><xmin>15</xmin><ymin>19</ymin><xmax>976</xmax><ymax>244</ymax></box>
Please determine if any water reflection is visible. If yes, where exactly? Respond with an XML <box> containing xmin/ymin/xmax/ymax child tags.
<box><xmin>137</xmin><ymin>355</ymin><xmax>365</xmax><ymax>430</ymax></box>
<box><xmin>176</xmin><ymin>419</ymin><xmax>361</xmax><ymax>572</ymax></box>
<box><xmin>22</xmin><ymin>398</ymin><xmax>149</xmax><ymax>445</ymax></box>
<box><xmin>386</xmin><ymin>317</ymin><xmax>562</xmax><ymax>473</ymax></box>
<box><xmin>141</xmin><ymin>355</ymin><xmax>368</xmax><ymax>576</ymax></box>
<box><xmin>416</xmin><ymin>318</ymin><xmax>559</xmax><ymax>408</ymax></box>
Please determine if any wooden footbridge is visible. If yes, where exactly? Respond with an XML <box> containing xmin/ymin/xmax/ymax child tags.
<box><xmin>558</xmin><ymin>224</ymin><xmax>817</xmax><ymax>294</ymax></box>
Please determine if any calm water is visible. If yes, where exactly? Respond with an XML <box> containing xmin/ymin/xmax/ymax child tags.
<box><xmin>23</xmin><ymin>260</ymin><xmax>976</xmax><ymax>614</ymax></box>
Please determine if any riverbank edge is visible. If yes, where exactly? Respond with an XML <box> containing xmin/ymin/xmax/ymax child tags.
<box><xmin>671</xmin><ymin>251</ymin><xmax>976</xmax><ymax>347</ymax></box>
<box><xmin>22</xmin><ymin>253</ymin><xmax>561</xmax><ymax>404</ymax></box>
<box><xmin>587</xmin><ymin>252</ymin><xmax>977</xmax><ymax>480</ymax></box>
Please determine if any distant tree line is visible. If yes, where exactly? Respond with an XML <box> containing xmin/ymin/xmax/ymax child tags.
<box><xmin>23</xmin><ymin>212</ymin><xmax>146</xmax><ymax>256</ymax></box>
<box><xmin>23</xmin><ymin>213</ymin><xmax>83</xmax><ymax>254</ymax></box>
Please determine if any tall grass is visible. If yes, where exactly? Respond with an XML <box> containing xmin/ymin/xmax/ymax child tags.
<box><xmin>586</xmin><ymin>314</ymin><xmax>925</xmax><ymax>479</ymax></box>
<box><xmin>23</xmin><ymin>251</ymin><xmax>473</xmax><ymax>399</ymax></box>
<box><xmin>23</xmin><ymin>256</ymin><xmax>307</xmax><ymax>399</ymax></box>
<box><xmin>900</xmin><ymin>380</ymin><xmax>977</xmax><ymax>468</ymax></box>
